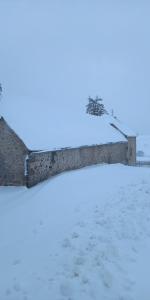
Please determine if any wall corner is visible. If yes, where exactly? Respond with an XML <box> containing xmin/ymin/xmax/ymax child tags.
<box><xmin>127</xmin><ymin>136</ymin><xmax>136</xmax><ymax>165</ymax></box>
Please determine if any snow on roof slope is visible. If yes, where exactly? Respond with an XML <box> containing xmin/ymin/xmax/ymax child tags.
<box><xmin>0</xmin><ymin>97</ymin><xmax>126</xmax><ymax>150</ymax></box>
<box><xmin>106</xmin><ymin>115</ymin><xmax>136</xmax><ymax>137</ymax></box>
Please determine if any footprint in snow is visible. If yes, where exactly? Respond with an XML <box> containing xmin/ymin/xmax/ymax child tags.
<box><xmin>32</xmin><ymin>221</ymin><xmax>44</xmax><ymax>236</ymax></box>
<box><xmin>75</xmin><ymin>207</ymin><xmax>80</xmax><ymax>213</ymax></box>
<box><xmin>5</xmin><ymin>288</ymin><xmax>11</xmax><ymax>296</ymax></box>
<box><xmin>72</xmin><ymin>232</ymin><xmax>79</xmax><ymax>239</ymax></box>
<box><xmin>60</xmin><ymin>281</ymin><xmax>73</xmax><ymax>298</ymax></box>
<box><xmin>118</xmin><ymin>296</ymin><xmax>133</xmax><ymax>300</ymax></box>
<box><xmin>74</xmin><ymin>256</ymin><xmax>85</xmax><ymax>266</ymax></box>
<box><xmin>89</xmin><ymin>234</ymin><xmax>96</xmax><ymax>240</ymax></box>
<box><xmin>76</xmin><ymin>221</ymin><xmax>86</xmax><ymax>228</ymax></box>
<box><xmin>94</xmin><ymin>208</ymin><xmax>99</xmax><ymax>214</ymax></box>
<box><xmin>62</xmin><ymin>238</ymin><xmax>72</xmax><ymax>248</ymax></box>
<box><xmin>13</xmin><ymin>282</ymin><xmax>21</xmax><ymax>292</ymax></box>
<box><xmin>86</xmin><ymin>241</ymin><xmax>96</xmax><ymax>252</ymax></box>
<box><xmin>13</xmin><ymin>259</ymin><xmax>21</xmax><ymax>266</ymax></box>
<box><xmin>39</xmin><ymin>220</ymin><xmax>44</xmax><ymax>226</ymax></box>
<box><xmin>33</xmin><ymin>228</ymin><xmax>38</xmax><ymax>235</ymax></box>
<box><xmin>99</xmin><ymin>268</ymin><xmax>113</xmax><ymax>289</ymax></box>
<box><xmin>81</xmin><ymin>276</ymin><xmax>89</xmax><ymax>285</ymax></box>
<box><xmin>70</xmin><ymin>271</ymin><xmax>80</xmax><ymax>279</ymax></box>
<box><xmin>123</xmin><ymin>278</ymin><xmax>135</xmax><ymax>291</ymax></box>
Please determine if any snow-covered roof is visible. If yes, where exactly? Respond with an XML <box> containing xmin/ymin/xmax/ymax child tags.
<box><xmin>108</xmin><ymin>115</ymin><xmax>136</xmax><ymax>137</ymax></box>
<box><xmin>1</xmin><ymin>99</ymin><xmax>127</xmax><ymax>150</ymax></box>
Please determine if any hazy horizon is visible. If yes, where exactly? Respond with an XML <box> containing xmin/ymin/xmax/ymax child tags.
<box><xmin>0</xmin><ymin>0</ymin><xmax>150</xmax><ymax>134</ymax></box>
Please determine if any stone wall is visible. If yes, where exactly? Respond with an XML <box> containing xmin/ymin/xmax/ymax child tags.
<box><xmin>26</xmin><ymin>142</ymin><xmax>128</xmax><ymax>187</ymax></box>
<box><xmin>0</xmin><ymin>117</ymin><xmax>28</xmax><ymax>186</ymax></box>
<box><xmin>0</xmin><ymin>116</ymin><xmax>136</xmax><ymax>188</ymax></box>
<box><xmin>127</xmin><ymin>136</ymin><xmax>136</xmax><ymax>165</ymax></box>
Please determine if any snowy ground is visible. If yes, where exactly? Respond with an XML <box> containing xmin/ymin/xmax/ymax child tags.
<box><xmin>0</xmin><ymin>164</ymin><xmax>150</xmax><ymax>300</ymax></box>
<box><xmin>0</xmin><ymin>1</ymin><xmax>150</xmax><ymax>298</ymax></box>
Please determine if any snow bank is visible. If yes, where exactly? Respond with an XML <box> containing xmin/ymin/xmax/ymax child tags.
<box><xmin>0</xmin><ymin>164</ymin><xmax>150</xmax><ymax>300</ymax></box>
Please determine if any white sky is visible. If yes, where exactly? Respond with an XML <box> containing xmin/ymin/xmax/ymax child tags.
<box><xmin>0</xmin><ymin>0</ymin><xmax>150</xmax><ymax>134</ymax></box>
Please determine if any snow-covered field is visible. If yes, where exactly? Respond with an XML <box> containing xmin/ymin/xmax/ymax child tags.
<box><xmin>0</xmin><ymin>163</ymin><xmax>150</xmax><ymax>300</ymax></box>
<box><xmin>0</xmin><ymin>1</ymin><xmax>150</xmax><ymax>299</ymax></box>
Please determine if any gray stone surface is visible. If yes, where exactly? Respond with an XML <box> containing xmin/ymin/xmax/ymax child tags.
<box><xmin>127</xmin><ymin>136</ymin><xmax>136</xmax><ymax>165</ymax></box>
<box><xmin>27</xmin><ymin>142</ymin><xmax>128</xmax><ymax>187</ymax></box>
<box><xmin>0</xmin><ymin>117</ymin><xmax>28</xmax><ymax>186</ymax></box>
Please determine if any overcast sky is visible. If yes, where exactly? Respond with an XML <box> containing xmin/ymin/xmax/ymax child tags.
<box><xmin>0</xmin><ymin>0</ymin><xmax>150</xmax><ymax>134</ymax></box>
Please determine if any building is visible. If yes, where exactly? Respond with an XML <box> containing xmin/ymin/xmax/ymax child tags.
<box><xmin>0</xmin><ymin>115</ymin><xmax>136</xmax><ymax>188</ymax></box>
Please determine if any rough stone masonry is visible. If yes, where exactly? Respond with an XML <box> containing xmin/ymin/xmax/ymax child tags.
<box><xmin>0</xmin><ymin>117</ymin><xmax>28</xmax><ymax>186</ymax></box>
